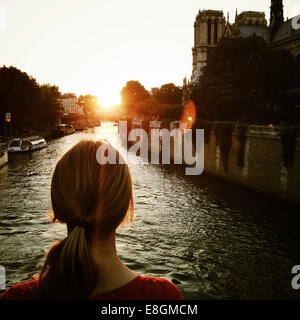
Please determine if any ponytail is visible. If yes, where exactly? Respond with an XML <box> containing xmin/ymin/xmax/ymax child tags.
<box><xmin>36</xmin><ymin>225</ymin><xmax>98</xmax><ymax>299</ymax></box>
<box><xmin>35</xmin><ymin>139</ymin><xmax>134</xmax><ymax>299</ymax></box>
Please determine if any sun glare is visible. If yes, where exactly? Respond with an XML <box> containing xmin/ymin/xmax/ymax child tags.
<box><xmin>97</xmin><ymin>90</ymin><xmax>121</xmax><ymax>109</ymax></box>
<box><xmin>101</xmin><ymin>104</ymin><xmax>113</xmax><ymax>109</ymax></box>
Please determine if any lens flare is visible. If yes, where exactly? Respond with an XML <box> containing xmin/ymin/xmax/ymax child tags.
<box><xmin>180</xmin><ymin>100</ymin><xmax>196</xmax><ymax>133</ymax></box>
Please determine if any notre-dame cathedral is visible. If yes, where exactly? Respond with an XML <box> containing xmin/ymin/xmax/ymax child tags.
<box><xmin>190</xmin><ymin>0</ymin><xmax>300</xmax><ymax>83</ymax></box>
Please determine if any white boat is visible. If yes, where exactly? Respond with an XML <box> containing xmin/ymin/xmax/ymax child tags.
<box><xmin>7</xmin><ymin>136</ymin><xmax>47</xmax><ymax>153</ymax></box>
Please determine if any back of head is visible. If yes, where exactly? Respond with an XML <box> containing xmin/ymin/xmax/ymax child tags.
<box><xmin>36</xmin><ymin>139</ymin><xmax>134</xmax><ymax>299</ymax></box>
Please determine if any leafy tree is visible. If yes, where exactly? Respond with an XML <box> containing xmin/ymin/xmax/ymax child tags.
<box><xmin>39</xmin><ymin>84</ymin><xmax>63</xmax><ymax>126</ymax></box>
<box><xmin>78</xmin><ymin>94</ymin><xmax>98</xmax><ymax>115</ymax></box>
<box><xmin>121</xmin><ymin>81</ymin><xmax>150</xmax><ymax>116</ymax></box>
<box><xmin>190</xmin><ymin>36</ymin><xmax>300</xmax><ymax>124</ymax></box>
<box><xmin>0</xmin><ymin>66</ymin><xmax>62</xmax><ymax>135</ymax></box>
<box><xmin>258</xmin><ymin>49</ymin><xmax>300</xmax><ymax>124</ymax></box>
<box><xmin>120</xmin><ymin>81</ymin><xmax>184</xmax><ymax>119</ymax></box>
<box><xmin>153</xmin><ymin>83</ymin><xmax>182</xmax><ymax>104</ymax></box>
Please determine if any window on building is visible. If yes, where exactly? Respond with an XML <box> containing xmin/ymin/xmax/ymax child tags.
<box><xmin>214</xmin><ymin>19</ymin><xmax>218</xmax><ymax>44</ymax></box>
<box><xmin>207</xmin><ymin>19</ymin><xmax>211</xmax><ymax>45</ymax></box>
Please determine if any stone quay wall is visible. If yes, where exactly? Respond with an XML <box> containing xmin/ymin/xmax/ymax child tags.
<box><xmin>203</xmin><ymin>124</ymin><xmax>300</xmax><ymax>205</ymax></box>
<box><xmin>127</xmin><ymin>119</ymin><xmax>300</xmax><ymax>205</ymax></box>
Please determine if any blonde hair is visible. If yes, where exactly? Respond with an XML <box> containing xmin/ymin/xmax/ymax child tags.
<box><xmin>36</xmin><ymin>139</ymin><xmax>134</xmax><ymax>299</ymax></box>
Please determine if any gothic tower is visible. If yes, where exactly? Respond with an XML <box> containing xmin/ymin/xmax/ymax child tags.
<box><xmin>192</xmin><ymin>10</ymin><xmax>225</xmax><ymax>78</ymax></box>
<box><xmin>270</xmin><ymin>0</ymin><xmax>284</xmax><ymax>37</ymax></box>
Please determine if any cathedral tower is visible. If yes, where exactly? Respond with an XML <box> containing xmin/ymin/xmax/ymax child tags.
<box><xmin>192</xmin><ymin>10</ymin><xmax>225</xmax><ymax>78</ymax></box>
<box><xmin>270</xmin><ymin>0</ymin><xmax>284</xmax><ymax>37</ymax></box>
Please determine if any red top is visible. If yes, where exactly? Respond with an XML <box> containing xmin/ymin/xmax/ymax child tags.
<box><xmin>0</xmin><ymin>275</ymin><xmax>183</xmax><ymax>300</ymax></box>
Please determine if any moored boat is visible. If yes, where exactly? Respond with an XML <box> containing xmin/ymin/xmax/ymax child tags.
<box><xmin>53</xmin><ymin>124</ymin><xmax>75</xmax><ymax>136</ymax></box>
<box><xmin>74</xmin><ymin>124</ymin><xmax>88</xmax><ymax>131</ymax></box>
<box><xmin>7</xmin><ymin>136</ymin><xmax>47</xmax><ymax>153</ymax></box>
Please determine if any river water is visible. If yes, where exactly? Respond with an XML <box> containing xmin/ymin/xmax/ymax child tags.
<box><xmin>0</xmin><ymin>123</ymin><xmax>300</xmax><ymax>299</ymax></box>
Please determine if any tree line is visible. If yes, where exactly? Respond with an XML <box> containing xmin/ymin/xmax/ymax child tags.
<box><xmin>120</xmin><ymin>81</ymin><xmax>183</xmax><ymax>120</ymax></box>
<box><xmin>0</xmin><ymin>66</ymin><xmax>62</xmax><ymax>136</ymax></box>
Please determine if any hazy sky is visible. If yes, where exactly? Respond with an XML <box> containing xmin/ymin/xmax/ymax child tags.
<box><xmin>0</xmin><ymin>0</ymin><xmax>299</xmax><ymax>106</ymax></box>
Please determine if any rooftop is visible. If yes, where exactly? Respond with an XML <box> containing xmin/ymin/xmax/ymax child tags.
<box><xmin>196</xmin><ymin>9</ymin><xmax>224</xmax><ymax>18</ymax></box>
<box><xmin>272</xmin><ymin>17</ymin><xmax>300</xmax><ymax>43</ymax></box>
<box><xmin>237</xmin><ymin>11</ymin><xmax>266</xmax><ymax>18</ymax></box>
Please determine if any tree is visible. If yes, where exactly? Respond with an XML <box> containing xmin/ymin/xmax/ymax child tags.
<box><xmin>120</xmin><ymin>80</ymin><xmax>185</xmax><ymax>119</ymax></box>
<box><xmin>191</xmin><ymin>36</ymin><xmax>267</xmax><ymax>122</ymax></box>
<box><xmin>153</xmin><ymin>83</ymin><xmax>182</xmax><ymax>104</ymax></box>
<box><xmin>39</xmin><ymin>84</ymin><xmax>63</xmax><ymax>126</ymax></box>
<box><xmin>78</xmin><ymin>95</ymin><xmax>98</xmax><ymax>116</ymax></box>
<box><xmin>121</xmin><ymin>81</ymin><xmax>150</xmax><ymax>116</ymax></box>
<box><xmin>190</xmin><ymin>36</ymin><xmax>300</xmax><ymax>124</ymax></box>
<box><xmin>258</xmin><ymin>49</ymin><xmax>300</xmax><ymax>124</ymax></box>
<box><xmin>0</xmin><ymin>65</ymin><xmax>62</xmax><ymax>135</ymax></box>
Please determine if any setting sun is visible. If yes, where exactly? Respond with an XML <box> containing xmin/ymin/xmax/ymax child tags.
<box><xmin>100</xmin><ymin>103</ymin><xmax>113</xmax><ymax>109</ymax></box>
<box><xmin>95</xmin><ymin>89</ymin><xmax>121</xmax><ymax>109</ymax></box>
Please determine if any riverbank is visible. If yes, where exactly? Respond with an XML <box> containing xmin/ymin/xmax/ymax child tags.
<box><xmin>0</xmin><ymin>129</ymin><xmax>54</xmax><ymax>144</ymax></box>
<box><xmin>126</xmin><ymin>119</ymin><xmax>300</xmax><ymax>205</ymax></box>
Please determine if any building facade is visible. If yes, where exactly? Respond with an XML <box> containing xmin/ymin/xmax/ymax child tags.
<box><xmin>60</xmin><ymin>93</ymin><xmax>84</xmax><ymax>115</ymax></box>
<box><xmin>192</xmin><ymin>10</ymin><xmax>225</xmax><ymax>77</ymax></box>
<box><xmin>191</xmin><ymin>0</ymin><xmax>300</xmax><ymax>82</ymax></box>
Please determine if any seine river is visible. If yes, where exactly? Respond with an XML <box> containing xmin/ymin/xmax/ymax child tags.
<box><xmin>0</xmin><ymin>123</ymin><xmax>300</xmax><ymax>299</ymax></box>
